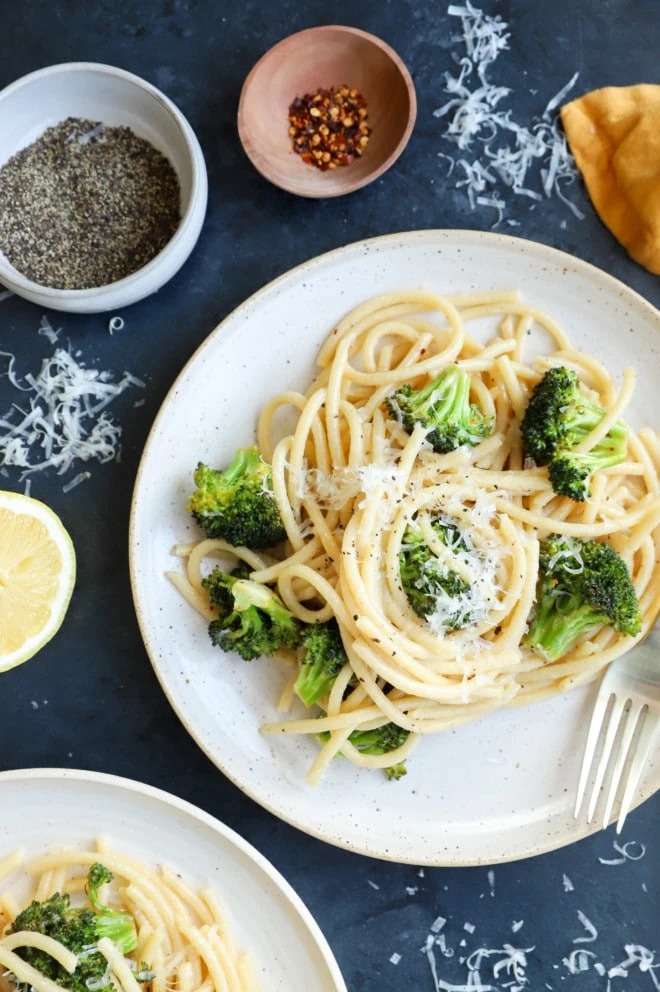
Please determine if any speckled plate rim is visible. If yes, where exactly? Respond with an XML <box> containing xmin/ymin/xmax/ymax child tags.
<box><xmin>0</xmin><ymin>766</ymin><xmax>348</xmax><ymax>991</ymax></box>
<box><xmin>129</xmin><ymin>229</ymin><xmax>660</xmax><ymax>866</ymax></box>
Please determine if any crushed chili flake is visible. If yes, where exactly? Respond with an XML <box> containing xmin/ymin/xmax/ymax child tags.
<box><xmin>288</xmin><ymin>85</ymin><xmax>370</xmax><ymax>171</ymax></box>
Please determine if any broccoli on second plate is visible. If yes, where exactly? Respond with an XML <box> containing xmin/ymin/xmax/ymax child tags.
<box><xmin>6</xmin><ymin>864</ymin><xmax>145</xmax><ymax>992</ymax></box>
<box><xmin>521</xmin><ymin>367</ymin><xmax>628</xmax><ymax>502</ymax></box>
<box><xmin>188</xmin><ymin>445</ymin><xmax>286</xmax><ymax>548</ymax></box>
<box><xmin>205</xmin><ymin>567</ymin><xmax>301</xmax><ymax>660</ymax></box>
<box><xmin>386</xmin><ymin>364</ymin><xmax>492</xmax><ymax>453</ymax></box>
<box><xmin>399</xmin><ymin>518</ymin><xmax>472</xmax><ymax>629</ymax></box>
<box><xmin>525</xmin><ymin>534</ymin><xmax>642</xmax><ymax>662</ymax></box>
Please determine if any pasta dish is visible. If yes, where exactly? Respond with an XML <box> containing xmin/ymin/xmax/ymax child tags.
<box><xmin>168</xmin><ymin>290</ymin><xmax>660</xmax><ymax>784</ymax></box>
<box><xmin>0</xmin><ymin>842</ymin><xmax>258</xmax><ymax>992</ymax></box>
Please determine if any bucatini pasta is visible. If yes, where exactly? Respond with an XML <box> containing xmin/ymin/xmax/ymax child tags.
<box><xmin>0</xmin><ymin>841</ymin><xmax>259</xmax><ymax>992</ymax></box>
<box><xmin>169</xmin><ymin>290</ymin><xmax>660</xmax><ymax>784</ymax></box>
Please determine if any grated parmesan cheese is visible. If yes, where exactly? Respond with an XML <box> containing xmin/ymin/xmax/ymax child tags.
<box><xmin>37</xmin><ymin>316</ymin><xmax>61</xmax><ymax>345</ymax></box>
<box><xmin>108</xmin><ymin>316</ymin><xmax>125</xmax><ymax>335</ymax></box>
<box><xmin>433</xmin><ymin>1</ymin><xmax>583</xmax><ymax>225</ymax></box>
<box><xmin>573</xmin><ymin>909</ymin><xmax>598</xmax><ymax>944</ymax></box>
<box><xmin>0</xmin><ymin>334</ymin><xmax>143</xmax><ymax>485</ymax></box>
<box><xmin>599</xmin><ymin>840</ymin><xmax>646</xmax><ymax>866</ymax></box>
<box><xmin>62</xmin><ymin>471</ymin><xmax>92</xmax><ymax>494</ymax></box>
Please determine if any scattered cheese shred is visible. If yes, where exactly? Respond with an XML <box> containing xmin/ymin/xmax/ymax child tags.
<box><xmin>487</xmin><ymin>870</ymin><xmax>495</xmax><ymax>897</ymax></box>
<box><xmin>433</xmin><ymin>1</ymin><xmax>583</xmax><ymax>224</ymax></box>
<box><xmin>0</xmin><ymin>333</ymin><xmax>143</xmax><ymax>485</ymax></box>
<box><xmin>62</xmin><ymin>471</ymin><xmax>92</xmax><ymax>494</ymax></box>
<box><xmin>37</xmin><ymin>316</ymin><xmax>61</xmax><ymax>345</ymax></box>
<box><xmin>573</xmin><ymin>909</ymin><xmax>598</xmax><ymax>944</ymax></box>
<box><xmin>599</xmin><ymin>840</ymin><xmax>646</xmax><ymax>866</ymax></box>
<box><xmin>108</xmin><ymin>316</ymin><xmax>125</xmax><ymax>335</ymax></box>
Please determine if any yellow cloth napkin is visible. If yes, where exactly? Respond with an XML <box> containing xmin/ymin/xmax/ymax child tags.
<box><xmin>561</xmin><ymin>84</ymin><xmax>660</xmax><ymax>275</ymax></box>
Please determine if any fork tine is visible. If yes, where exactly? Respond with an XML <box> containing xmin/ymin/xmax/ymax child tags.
<box><xmin>574</xmin><ymin>689</ymin><xmax>613</xmax><ymax>819</ymax></box>
<box><xmin>586</xmin><ymin>696</ymin><xmax>627</xmax><ymax>823</ymax></box>
<box><xmin>616</xmin><ymin>707</ymin><xmax>657</xmax><ymax>834</ymax></box>
<box><xmin>601</xmin><ymin>701</ymin><xmax>645</xmax><ymax>829</ymax></box>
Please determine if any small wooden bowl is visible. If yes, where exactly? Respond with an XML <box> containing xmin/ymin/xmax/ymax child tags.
<box><xmin>238</xmin><ymin>25</ymin><xmax>417</xmax><ymax>198</ymax></box>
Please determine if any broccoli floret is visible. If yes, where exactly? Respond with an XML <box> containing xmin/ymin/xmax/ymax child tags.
<box><xmin>348</xmin><ymin>723</ymin><xmax>410</xmax><ymax>755</ymax></box>
<box><xmin>85</xmin><ymin>863</ymin><xmax>138</xmax><ymax>952</ymax></box>
<box><xmin>7</xmin><ymin>865</ymin><xmax>140</xmax><ymax>992</ymax></box>
<box><xmin>203</xmin><ymin>561</ymin><xmax>251</xmax><ymax>615</ymax></box>
<box><xmin>525</xmin><ymin>535</ymin><xmax>642</xmax><ymax>662</ymax></box>
<box><xmin>319</xmin><ymin>722</ymin><xmax>410</xmax><ymax>780</ymax></box>
<box><xmin>187</xmin><ymin>446</ymin><xmax>286</xmax><ymax>548</ymax></box>
<box><xmin>521</xmin><ymin>367</ymin><xmax>628</xmax><ymax>501</ymax></box>
<box><xmin>208</xmin><ymin>576</ymin><xmax>301</xmax><ymax>660</ymax></box>
<box><xmin>399</xmin><ymin>518</ymin><xmax>471</xmax><ymax>628</ymax></box>
<box><xmin>548</xmin><ymin>450</ymin><xmax>629</xmax><ymax>503</ymax></box>
<box><xmin>386</xmin><ymin>364</ymin><xmax>492</xmax><ymax>453</ymax></box>
<box><xmin>294</xmin><ymin>619</ymin><xmax>348</xmax><ymax>707</ymax></box>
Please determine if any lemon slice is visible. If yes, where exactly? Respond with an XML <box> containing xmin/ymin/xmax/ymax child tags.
<box><xmin>0</xmin><ymin>490</ymin><xmax>76</xmax><ymax>673</ymax></box>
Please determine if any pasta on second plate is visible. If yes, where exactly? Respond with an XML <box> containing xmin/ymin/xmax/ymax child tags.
<box><xmin>170</xmin><ymin>290</ymin><xmax>660</xmax><ymax>784</ymax></box>
<box><xmin>0</xmin><ymin>841</ymin><xmax>258</xmax><ymax>992</ymax></box>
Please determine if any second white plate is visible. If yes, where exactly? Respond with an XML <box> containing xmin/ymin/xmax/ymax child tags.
<box><xmin>0</xmin><ymin>768</ymin><xmax>346</xmax><ymax>991</ymax></box>
<box><xmin>130</xmin><ymin>230</ymin><xmax>660</xmax><ymax>865</ymax></box>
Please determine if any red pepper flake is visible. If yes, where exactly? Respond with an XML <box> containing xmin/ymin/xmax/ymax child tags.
<box><xmin>288</xmin><ymin>84</ymin><xmax>370</xmax><ymax>171</ymax></box>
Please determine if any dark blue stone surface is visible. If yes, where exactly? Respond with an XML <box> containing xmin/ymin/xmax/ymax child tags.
<box><xmin>0</xmin><ymin>1</ymin><xmax>657</xmax><ymax>988</ymax></box>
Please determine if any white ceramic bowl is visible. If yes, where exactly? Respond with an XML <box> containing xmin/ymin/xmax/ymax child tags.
<box><xmin>0</xmin><ymin>62</ymin><xmax>208</xmax><ymax>313</ymax></box>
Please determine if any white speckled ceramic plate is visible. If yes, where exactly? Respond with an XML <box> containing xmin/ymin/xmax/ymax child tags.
<box><xmin>0</xmin><ymin>768</ymin><xmax>347</xmax><ymax>991</ymax></box>
<box><xmin>130</xmin><ymin>231</ymin><xmax>660</xmax><ymax>865</ymax></box>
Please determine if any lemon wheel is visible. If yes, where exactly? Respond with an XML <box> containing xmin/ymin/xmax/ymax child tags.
<box><xmin>0</xmin><ymin>490</ymin><xmax>76</xmax><ymax>673</ymax></box>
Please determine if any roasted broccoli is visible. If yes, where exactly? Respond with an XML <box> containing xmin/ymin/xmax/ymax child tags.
<box><xmin>386</xmin><ymin>364</ymin><xmax>492</xmax><ymax>453</ymax></box>
<box><xmin>521</xmin><ymin>367</ymin><xmax>628</xmax><ymax>501</ymax></box>
<box><xmin>6</xmin><ymin>864</ymin><xmax>143</xmax><ymax>992</ymax></box>
<box><xmin>188</xmin><ymin>446</ymin><xmax>286</xmax><ymax>548</ymax></box>
<box><xmin>206</xmin><ymin>569</ymin><xmax>301</xmax><ymax>660</ymax></box>
<box><xmin>203</xmin><ymin>560</ymin><xmax>251</xmax><ymax>614</ymax></box>
<box><xmin>399</xmin><ymin>518</ymin><xmax>471</xmax><ymax>629</ymax></box>
<box><xmin>320</xmin><ymin>722</ymin><xmax>410</xmax><ymax>780</ymax></box>
<box><xmin>294</xmin><ymin>619</ymin><xmax>348</xmax><ymax>707</ymax></box>
<box><xmin>525</xmin><ymin>535</ymin><xmax>642</xmax><ymax>662</ymax></box>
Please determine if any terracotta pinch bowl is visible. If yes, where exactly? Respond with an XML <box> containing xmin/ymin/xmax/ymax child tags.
<box><xmin>238</xmin><ymin>25</ymin><xmax>417</xmax><ymax>198</ymax></box>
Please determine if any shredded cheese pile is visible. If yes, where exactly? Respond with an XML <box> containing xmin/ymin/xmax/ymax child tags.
<box><xmin>0</xmin><ymin>322</ymin><xmax>144</xmax><ymax>489</ymax></box>
<box><xmin>433</xmin><ymin>1</ymin><xmax>584</xmax><ymax>225</ymax></box>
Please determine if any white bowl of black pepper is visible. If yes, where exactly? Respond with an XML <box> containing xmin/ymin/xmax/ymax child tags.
<box><xmin>0</xmin><ymin>62</ymin><xmax>208</xmax><ymax>313</ymax></box>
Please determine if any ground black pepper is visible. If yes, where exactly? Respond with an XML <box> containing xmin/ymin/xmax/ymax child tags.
<box><xmin>0</xmin><ymin>117</ymin><xmax>181</xmax><ymax>289</ymax></box>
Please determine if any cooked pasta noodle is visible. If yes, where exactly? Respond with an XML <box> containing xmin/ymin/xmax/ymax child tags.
<box><xmin>169</xmin><ymin>290</ymin><xmax>660</xmax><ymax>784</ymax></box>
<box><xmin>0</xmin><ymin>841</ymin><xmax>259</xmax><ymax>992</ymax></box>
